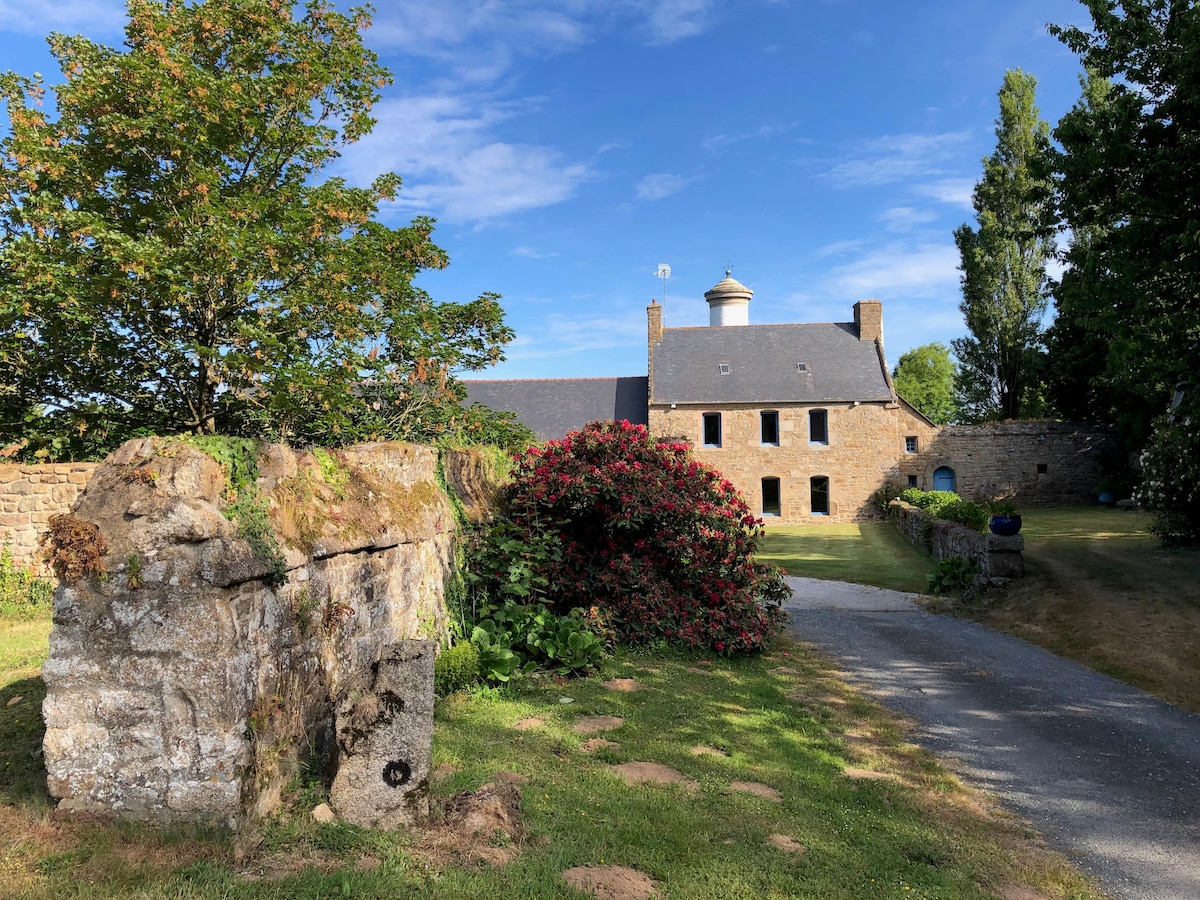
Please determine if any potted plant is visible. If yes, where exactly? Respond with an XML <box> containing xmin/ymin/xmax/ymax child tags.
<box><xmin>987</xmin><ymin>499</ymin><xmax>1022</xmax><ymax>536</ymax></box>
<box><xmin>1095</xmin><ymin>477</ymin><xmax>1117</xmax><ymax>506</ymax></box>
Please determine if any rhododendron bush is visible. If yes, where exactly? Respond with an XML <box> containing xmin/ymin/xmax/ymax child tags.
<box><xmin>471</xmin><ymin>420</ymin><xmax>788</xmax><ymax>655</ymax></box>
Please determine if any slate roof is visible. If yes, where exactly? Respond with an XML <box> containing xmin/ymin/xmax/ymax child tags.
<box><xmin>651</xmin><ymin>323</ymin><xmax>892</xmax><ymax>405</ymax></box>
<box><xmin>464</xmin><ymin>377</ymin><xmax>649</xmax><ymax>442</ymax></box>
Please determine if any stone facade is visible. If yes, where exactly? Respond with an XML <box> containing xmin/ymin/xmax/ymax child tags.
<box><xmin>909</xmin><ymin>422</ymin><xmax>1114</xmax><ymax>507</ymax></box>
<box><xmin>0</xmin><ymin>462</ymin><xmax>100</xmax><ymax>575</ymax></box>
<box><xmin>650</xmin><ymin>400</ymin><xmax>939</xmax><ymax>523</ymax></box>
<box><xmin>41</xmin><ymin>438</ymin><xmax>474</xmax><ymax>827</ymax></box>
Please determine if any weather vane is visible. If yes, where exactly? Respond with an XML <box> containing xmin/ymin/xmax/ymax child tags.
<box><xmin>656</xmin><ymin>263</ymin><xmax>671</xmax><ymax>305</ymax></box>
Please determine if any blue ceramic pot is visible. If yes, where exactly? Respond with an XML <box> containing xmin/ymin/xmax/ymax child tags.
<box><xmin>988</xmin><ymin>515</ymin><xmax>1022</xmax><ymax>536</ymax></box>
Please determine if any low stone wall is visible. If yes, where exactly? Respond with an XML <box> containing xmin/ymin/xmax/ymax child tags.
<box><xmin>41</xmin><ymin>438</ymin><xmax>477</xmax><ymax>827</ymax></box>
<box><xmin>891</xmin><ymin>500</ymin><xmax>1024</xmax><ymax>584</ymax></box>
<box><xmin>0</xmin><ymin>462</ymin><xmax>100</xmax><ymax>575</ymax></box>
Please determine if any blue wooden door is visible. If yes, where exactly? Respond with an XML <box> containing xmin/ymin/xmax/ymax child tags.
<box><xmin>933</xmin><ymin>466</ymin><xmax>956</xmax><ymax>492</ymax></box>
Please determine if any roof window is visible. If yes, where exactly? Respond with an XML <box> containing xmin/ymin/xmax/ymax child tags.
<box><xmin>795</xmin><ymin>362</ymin><xmax>808</xmax><ymax>373</ymax></box>
<box><xmin>718</xmin><ymin>363</ymin><xmax>731</xmax><ymax>376</ymax></box>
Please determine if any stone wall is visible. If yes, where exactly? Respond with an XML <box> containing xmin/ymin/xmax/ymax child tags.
<box><xmin>0</xmin><ymin>463</ymin><xmax>100</xmax><ymax>575</ymax></box>
<box><xmin>41</xmin><ymin>438</ymin><xmax>478</xmax><ymax>827</ymax></box>
<box><xmin>891</xmin><ymin>500</ymin><xmax>1024</xmax><ymax>584</ymax></box>
<box><xmin>913</xmin><ymin>422</ymin><xmax>1114</xmax><ymax>506</ymax></box>
<box><xmin>649</xmin><ymin>399</ymin><xmax>939</xmax><ymax>524</ymax></box>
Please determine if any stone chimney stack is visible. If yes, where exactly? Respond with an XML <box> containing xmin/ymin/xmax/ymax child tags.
<box><xmin>854</xmin><ymin>300</ymin><xmax>883</xmax><ymax>344</ymax></box>
<box><xmin>647</xmin><ymin>299</ymin><xmax>663</xmax><ymax>345</ymax></box>
<box><xmin>704</xmin><ymin>270</ymin><xmax>753</xmax><ymax>326</ymax></box>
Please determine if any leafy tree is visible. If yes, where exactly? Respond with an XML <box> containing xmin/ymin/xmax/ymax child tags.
<box><xmin>1049</xmin><ymin>2</ymin><xmax>1200</xmax><ymax>448</ymax></box>
<box><xmin>0</xmin><ymin>0</ymin><xmax>513</xmax><ymax>455</ymax></box>
<box><xmin>952</xmin><ymin>69</ymin><xmax>1055</xmax><ymax>422</ymax></box>
<box><xmin>892</xmin><ymin>342</ymin><xmax>958</xmax><ymax>424</ymax></box>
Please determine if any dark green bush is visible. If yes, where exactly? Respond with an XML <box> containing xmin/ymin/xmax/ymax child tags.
<box><xmin>871</xmin><ymin>482</ymin><xmax>904</xmax><ymax>516</ymax></box>
<box><xmin>927</xmin><ymin>556</ymin><xmax>979</xmax><ymax>596</ymax></box>
<box><xmin>936</xmin><ymin>498</ymin><xmax>989</xmax><ymax>531</ymax></box>
<box><xmin>434</xmin><ymin>640</ymin><xmax>481</xmax><ymax>696</ymax></box>
<box><xmin>468</xmin><ymin>600</ymin><xmax>605</xmax><ymax>683</ymax></box>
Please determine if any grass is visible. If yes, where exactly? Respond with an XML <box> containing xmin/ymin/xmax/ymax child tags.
<box><xmin>0</xmin><ymin>604</ymin><xmax>1102</xmax><ymax>899</ymax></box>
<box><xmin>758</xmin><ymin>522</ymin><xmax>932</xmax><ymax>593</ymax></box>
<box><xmin>949</xmin><ymin>506</ymin><xmax>1200</xmax><ymax>713</ymax></box>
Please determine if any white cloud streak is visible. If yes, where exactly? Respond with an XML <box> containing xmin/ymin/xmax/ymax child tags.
<box><xmin>339</xmin><ymin>94</ymin><xmax>592</xmax><ymax>223</ymax></box>
<box><xmin>634</xmin><ymin>172</ymin><xmax>696</xmax><ymax>201</ymax></box>
<box><xmin>820</xmin><ymin>131</ymin><xmax>973</xmax><ymax>188</ymax></box>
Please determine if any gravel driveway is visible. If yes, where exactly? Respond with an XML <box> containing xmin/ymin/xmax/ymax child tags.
<box><xmin>783</xmin><ymin>576</ymin><xmax>1200</xmax><ymax>900</ymax></box>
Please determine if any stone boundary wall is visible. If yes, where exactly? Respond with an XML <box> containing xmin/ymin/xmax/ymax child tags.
<box><xmin>917</xmin><ymin>422</ymin><xmax>1115</xmax><ymax>506</ymax></box>
<box><xmin>0</xmin><ymin>463</ymin><xmax>100</xmax><ymax>575</ymax></box>
<box><xmin>891</xmin><ymin>500</ymin><xmax>1024</xmax><ymax>584</ymax></box>
<box><xmin>41</xmin><ymin>439</ymin><xmax>497</xmax><ymax>827</ymax></box>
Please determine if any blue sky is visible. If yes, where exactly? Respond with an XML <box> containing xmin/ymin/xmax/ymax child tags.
<box><xmin>0</xmin><ymin>0</ymin><xmax>1093</xmax><ymax>380</ymax></box>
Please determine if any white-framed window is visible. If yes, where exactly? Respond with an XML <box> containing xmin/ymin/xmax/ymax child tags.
<box><xmin>905</xmin><ymin>435</ymin><xmax>918</xmax><ymax>454</ymax></box>
<box><xmin>762</xmin><ymin>477</ymin><xmax>781</xmax><ymax>517</ymax></box>
<box><xmin>809</xmin><ymin>409</ymin><xmax>829</xmax><ymax>445</ymax></box>
<box><xmin>760</xmin><ymin>411</ymin><xmax>779</xmax><ymax>446</ymax></box>
<box><xmin>810</xmin><ymin>476</ymin><xmax>830</xmax><ymax>516</ymax></box>
<box><xmin>702</xmin><ymin>412</ymin><xmax>722</xmax><ymax>448</ymax></box>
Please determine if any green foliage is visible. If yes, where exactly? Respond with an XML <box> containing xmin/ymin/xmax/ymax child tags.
<box><xmin>0</xmin><ymin>545</ymin><xmax>53</xmax><ymax>616</ymax></box>
<box><xmin>953</xmin><ymin>69</ymin><xmax>1055</xmax><ymax>423</ymax></box>
<box><xmin>433</xmin><ymin>640</ymin><xmax>480</xmax><ymax>696</ymax></box>
<box><xmin>870</xmin><ymin>482</ymin><xmax>905</xmax><ymax>517</ymax></box>
<box><xmin>0</xmin><ymin>0</ymin><xmax>514</xmax><ymax>456</ymax></box>
<box><xmin>181</xmin><ymin>437</ymin><xmax>287</xmax><ymax>585</ymax></box>
<box><xmin>928</xmin><ymin>557</ymin><xmax>979</xmax><ymax>596</ymax></box>
<box><xmin>468</xmin><ymin>600</ymin><xmax>605</xmax><ymax>683</ymax></box>
<box><xmin>1135</xmin><ymin>401</ymin><xmax>1200</xmax><ymax>546</ymax></box>
<box><xmin>1049</xmin><ymin>4</ymin><xmax>1200</xmax><ymax>448</ymax></box>
<box><xmin>899</xmin><ymin>489</ymin><xmax>987</xmax><ymax>532</ymax></box>
<box><xmin>892</xmin><ymin>343</ymin><xmax>959</xmax><ymax>424</ymax></box>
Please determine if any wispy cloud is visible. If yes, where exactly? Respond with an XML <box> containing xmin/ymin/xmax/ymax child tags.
<box><xmin>512</xmin><ymin>246</ymin><xmax>558</xmax><ymax>259</ymax></box>
<box><xmin>634</xmin><ymin>172</ymin><xmax>696</xmax><ymax>201</ymax></box>
<box><xmin>814</xmin><ymin>239</ymin><xmax>866</xmax><ymax>259</ymax></box>
<box><xmin>700</xmin><ymin>122</ymin><xmax>798</xmax><ymax>153</ymax></box>
<box><xmin>339</xmin><ymin>94</ymin><xmax>591</xmax><ymax>223</ymax></box>
<box><xmin>877</xmin><ymin>206</ymin><xmax>939</xmax><ymax>231</ymax></box>
<box><xmin>824</xmin><ymin>242</ymin><xmax>961</xmax><ymax>299</ymax></box>
<box><xmin>370</xmin><ymin>1</ymin><xmax>718</xmax><ymax>80</ymax></box>
<box><xmin>0</xmin><ymin>0</ymin><xmax>124</xmax><ymax>36</ymax></box>
<box><xmin>820</xmin><ymin>131</ymin><xmax>973</xmax><ymax>188</ymax></box>
<box><xmin>915</xmin><ymin>178</ymin><xmax>976</xmax><ymax>209</ymax></box>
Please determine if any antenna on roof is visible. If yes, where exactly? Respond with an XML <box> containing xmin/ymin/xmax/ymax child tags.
<box><xmin>656</xmin><ymin>263</ymin><xmax>671</xmax><ymax>305</ymax></box>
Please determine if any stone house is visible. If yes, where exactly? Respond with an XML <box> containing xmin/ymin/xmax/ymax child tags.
<box><xmin>458</xmin><ymin>271</ymin><xmax>1111</xmax><ymax>524</ymax></box>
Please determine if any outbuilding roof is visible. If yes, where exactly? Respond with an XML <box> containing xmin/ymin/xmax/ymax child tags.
<box><xmin>650</xmin><ymin>323</ymin><xmax>892</xmax><ymax>405</ymax></box>
<box><xmin>464</xmin><ymin>377</ymin><xmax>649</xmax><ymax>442</ymax></box>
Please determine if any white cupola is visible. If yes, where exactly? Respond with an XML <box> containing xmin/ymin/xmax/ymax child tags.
<box><xmin>704</xmin><ymin>269</ymin><xmax>752</xmax><ymax>326</ymax></box>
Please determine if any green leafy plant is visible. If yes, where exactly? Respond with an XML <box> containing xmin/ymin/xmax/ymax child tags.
<box><xmin>434</xmin><ymin>640</ymin><xmax>481</xmax><ymax>696</ymax></box>
<box><xmin>988</xmin><ymin>498</ymin><xmax>1019</xmax><ymax>517</ymax></box>
<box><xmin>125</xmin><ymin>554</ymin><xmax>143</xmax><ymax>590</ymax></box>
<box><xmin>0</xmin><ymin>544</ymin><xmax>54</xmax><ymax>611</ymax></box>
<box><xmin>871</xmin><ymin>482</ymin><xmax>905</xmax><ymax>517</ymax></box>
<box><xmin>928</xmin><ymin>557</ymin><xmax>979</xmax><ymax>596</ymax></box>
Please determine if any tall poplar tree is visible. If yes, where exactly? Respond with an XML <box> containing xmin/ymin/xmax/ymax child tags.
<box><xmin>952</xmin><ymin>69</ymin><xmax>1055</xmax><ymax>423</ymax></box>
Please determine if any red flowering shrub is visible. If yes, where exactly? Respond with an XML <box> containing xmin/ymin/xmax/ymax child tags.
<box><xmin>475</xmin><ymin>419</ymin><xmax>787</xmax><ymax>655</ymax></box>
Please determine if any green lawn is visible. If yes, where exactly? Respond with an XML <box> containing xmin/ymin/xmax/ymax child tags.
<box><xmin>757</xmin><ymin>522</ymin><xmax>932</xmax><ymax>594</ymax></box>
<box><xmin>0</xmin><ymin>608</ymin><xmax>1101</xmax><ymax>899</ymax></box>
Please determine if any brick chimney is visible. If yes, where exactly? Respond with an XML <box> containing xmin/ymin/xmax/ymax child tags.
<box><xmin>647</xmin><ymin>300</ymin><xmax>663</xmax><ymax>345</ymax></box>
<box><xmin>853</xmin><ymin>300</ymin><xmax>883</xmax><ymax>344</ymax></box>
<box><xmin>647</xmin><ymin>300</ymin><xmax>662</xmax><ymax>402</ymax></box>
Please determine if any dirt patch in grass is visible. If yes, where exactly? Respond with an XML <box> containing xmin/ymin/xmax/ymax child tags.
<box><xmin>767</xmin><ymin>833</ymin><xmax>807</xmax><ymax>855</ymax></box>
<box><xmin>417</xmin><ymin>782</ymin><xmax>524</xmax><ymax>868</ymax></box>
<box><xmin>603</xmin><ymin>678</ymin><xmax>642</xmax><ymax>692</ymax></box>
<box><xmin>562</xmin><ymin>864</ymin><xmax>658</xmax><ymax>900</ymax></box>
<box><xmin>610</xmin><ymin>762</ymin><xmax>698</xmax><ymax>793</ymax></box>
<box><xmin>950</xmin><ymin>507</ymin><xmax>1200</xmax><ymax>712</ymax></box>
<box><xmin>573</xmin><ymin>715</ymin><xmax>624</xmax><ymax>734</ymax></box>
<box><xmin>727</xmin><ymin>781</ymin><xmax>782</xmax><ymax>802</ymax></box>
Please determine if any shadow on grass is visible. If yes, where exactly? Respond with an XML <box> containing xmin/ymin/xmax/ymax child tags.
<box><xmin>0</xmin><ymin>674</ymin><xmax>50</xmax><ymax>806</ymax></box>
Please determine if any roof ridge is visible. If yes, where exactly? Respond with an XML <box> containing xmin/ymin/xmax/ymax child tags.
<box><xmin>463</xmin><ymin>376</ymin><xmax>645</xmax><ymax>384</ymax></box>
<box><xmin>663</xmin><ymin>322</ymin><xmax>852</xmax><ymax>332</ymax></box>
